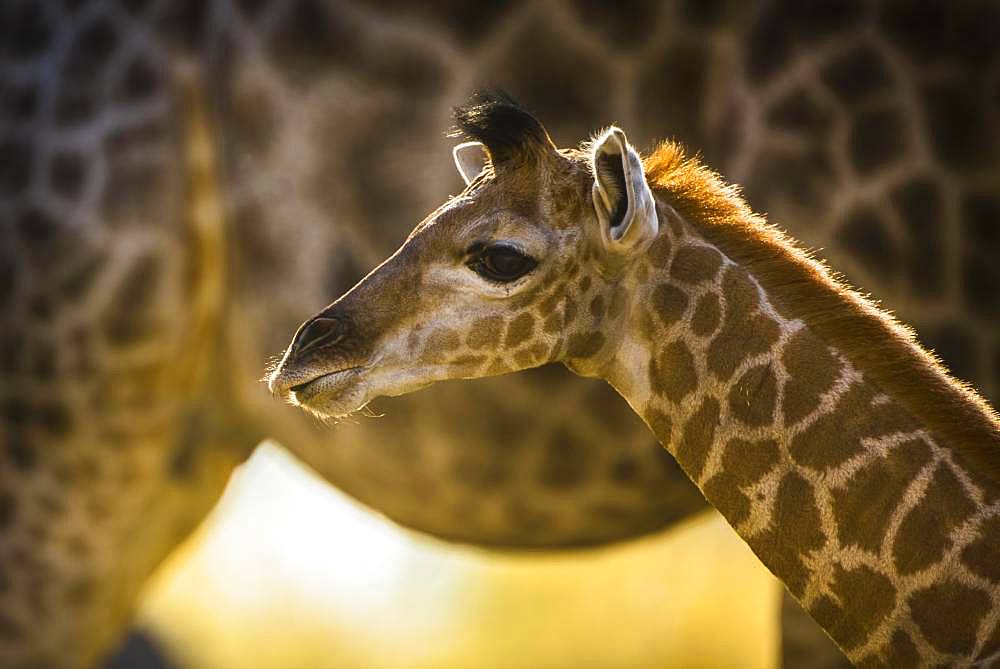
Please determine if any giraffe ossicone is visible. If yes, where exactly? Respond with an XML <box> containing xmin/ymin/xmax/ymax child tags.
<box><xmin>270</xmin><ymin>90</ymin><xmax>1000</xmax><ymax>665</ymax></box>
<box><xmin>453</xmin><ymin>141</ymin><xmax>487</xmax><ymax>185</ymax></box>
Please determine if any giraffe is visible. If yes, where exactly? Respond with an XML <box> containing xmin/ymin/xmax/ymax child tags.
<box><xmin>2</xmin><ymin>0</ymin><xmax>999</xmax><ymax>666</ymax></box>
<box><xmin>269</xmin><ymin>91</ymin><xmax>1000</xmax><ymax>666</ymax></box>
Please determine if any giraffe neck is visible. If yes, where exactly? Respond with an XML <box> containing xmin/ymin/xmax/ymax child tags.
<box><xmin>594</xmin><ymin>197</ymin><xmax>1000</xmax><ymax>664</ymax></box>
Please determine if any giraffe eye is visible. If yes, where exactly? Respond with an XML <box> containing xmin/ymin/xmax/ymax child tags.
<box><xmin>468</xmin><ymin>243</ymin><xmax>537</xmax><ymax>283</ymax></box>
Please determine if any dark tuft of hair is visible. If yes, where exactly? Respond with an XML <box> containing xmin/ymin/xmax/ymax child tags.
<box><xmin>450</xmin><ymin>89</ymin><xmax>553</xmax><ymax>164</ymax></box>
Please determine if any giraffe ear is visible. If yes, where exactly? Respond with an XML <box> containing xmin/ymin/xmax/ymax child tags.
<box><xmin>453</xmin><ymin>141</ymin><xmax>487</xmax><ymax>185</ymax></box>
<box><xmin>590</xmin><ymin>127</ymin><xmax>658</xmax><ymax>258</ymax></box>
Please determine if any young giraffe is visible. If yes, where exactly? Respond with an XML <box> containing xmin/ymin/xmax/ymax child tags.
<box><xmin>5</xmin><ymin>0</ymin><xmax>999</xmax><ymax>665</ymax></box>
<box><xmin>270</xmin><ymin>92</ymin><xmax>1000</xmax><ymax>666</ymax></box>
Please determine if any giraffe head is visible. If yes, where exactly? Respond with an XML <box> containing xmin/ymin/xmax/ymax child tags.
<box><xmin>269</xmin><ymin>91</ymin><xmax>660</xmax><ymax>417</ymax></box>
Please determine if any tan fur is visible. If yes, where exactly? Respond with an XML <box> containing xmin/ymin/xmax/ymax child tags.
<box><xmin>644</xmin><ymin>142</ymin><xmax>1000</xmax><ymax>485</ymax></box>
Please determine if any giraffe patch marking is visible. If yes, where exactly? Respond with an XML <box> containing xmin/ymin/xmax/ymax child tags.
<box><xmin>707</xmin><ymin>267</ymin><xmax>780</xmax><ymax>380</ymax></box>
<box><xmin>728</xmin><ymin>363</ymin><xmax>777</xmax><ymax>427</ymax></box>
<box><xmin>691</xmin><ymin>292</ymin><xmax>721</xmax><ymax>337</ymax></box>
<box><xmin>909</xmin><ymin>580</ymin><xmax>991</xmax><ymax>656</ymax></box>
<box><xmin>651</xmin><ymin>340</ymin><xmax>697</xmax><ymax>403</ymax></box>
<box><xmin>646</xmin><ymin>229</ymin><xmax>672</xmax><ymax>268</ymax></box>
<box><xmin>857</xmin><ymin>629</ymin><xmax>921</xmax><ymax>668</ymax></box>
<box><xmin>467</xmin><ymin>316</ymin><xmax>504</xmax><ymax>349</ymax></box>
<box><xmin>961</xmin><ymin>516</ymin><xmax>1000</xmax><ymax>583</ymax></box>
<box><xmin>645</xmin><ymin>408</ymin><xmax>673</xmax><ymax>445</ymax></box>
<box><xmin>675</xmin><ymin>396</ymin><xmax>719</xmax><ymax>479</ymax></box>
<box><xmin>650</xmin><ymin>283</ymin><xmax>688</xmax><ymax>326</ymax></box>
<box><xmin>893</xmin><ymin>463</ymin><xmax>975</xmax><ymax>575</ymax></box>
<box><xmin>832</xmin><ymin>438</ymin><xmax>931</xmax><ymax>553</ymax></box>
<box><xmin>808</xmin><ymin>564</ymin><xmax>896</xmax><ymax>651</ymax></box>
<box><xmin>567</xmin><ymin>332</ymin><xmax>606</xmax><ymax>359</ymax></box>
<box><xmin>781</xmin><ymin>328</ymin><xmax>841</xmax><ymax>426</ymax></box>
<box><xmin>504</xmin><ymin>313</ymin><xmax>535</xmax><ymax>349</ymax></box>
<box><xmin>979</xmin><ymin>620</ymin><xmax>1000</xmax><ymax>662</ymax></box>
<box><xmin>790</xmin><ymin>383</ymin><xmax>920</xmax><ymax>471</ymax></box>
<box><xmin>703</xmin><ymin>438</ymin><xmax>779</xmax><ymax>524</ymax></box>
<box><xmin>751</xmin><ymin>472</ymin><xmax>825</xmax><ymax>597</ymax></box>
<box><xmin>669</xmin><ymin>244</ymin><xmax>723</xmax><ymax>284</ymax></box>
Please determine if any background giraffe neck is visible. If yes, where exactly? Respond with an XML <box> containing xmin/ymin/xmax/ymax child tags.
<box><xmin>600</xmin><ymin>203</ymin><xmax>1000</xmax><ymax>663</ymax></box>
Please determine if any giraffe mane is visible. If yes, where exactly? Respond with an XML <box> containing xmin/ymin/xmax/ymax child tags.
<box><xmin>644</xmin><ymin>141</ymin><xmax>1000</xmax><ymax>485</ymax></box>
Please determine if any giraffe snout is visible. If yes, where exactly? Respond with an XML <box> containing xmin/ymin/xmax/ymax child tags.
<box><xmin>268</xmin><ymin>310</ymin><xmax>371</xmax><ymax>403</ymax></box>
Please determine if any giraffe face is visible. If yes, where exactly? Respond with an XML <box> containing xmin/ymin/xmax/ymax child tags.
<box><xmin>269</xmin><ymin>92</ymin><xmax>658</xmax><ymax>418</ymax></box>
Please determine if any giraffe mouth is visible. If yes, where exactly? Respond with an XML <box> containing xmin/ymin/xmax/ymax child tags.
<box><xmin>288</xmin><ymin>366</ymin><xmax>366</xmax><ymax>404</ymax></box>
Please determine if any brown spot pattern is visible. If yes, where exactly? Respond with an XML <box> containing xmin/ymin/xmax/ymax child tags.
<box><xmin>691</xmin><ymin>292</ymin><xmax>721</xmax><ymax>336</ymax></box>
<box><xmin>650</xmin><ymin>283</ymin><xmax>688</xmax><ymax>326</ymax></box>
<box><xmin>670</xmin><ymin>243</ymin><xmax>723</xmax><ymax>284</ymax></box>
<box><xmin>833</xmin><ymin>438</ymin><xmax>931</xmax><ymax>552</ymax></box>
<box><xmin>424</xmin><ymin>327</ymin><xmax>461</xmax><ymax>360</ymax></box>
<box><xmin>567</xmin><ymin>332</ymin><xmax>606</xmax><ymax>359</ymax></box>
<box><xmin>728</xmin><ymin>363</ymin><xmax>777</xmax><ymax>427</ymax></box>
<box><xmin>647</xmin><ymin>232</ymin><xmax>672</xmax><ymax>268</ymax></box>
<box><xmin>504</xmin><ymin>312</ymin><xmax>535</xmax><ymax>348</ymax></box>
<box><xmin>961</xmin><ymin>516</ymin><xmax>1000</xmax><ymax>583</ymax></box>
<box><xmin>980</xmin><ymin>621</ymin><xmax>1000</xmax><ymax>663</ymax></box>
<box><xmin>645</xmin><ymin>407</ymin><xmax>673</xmax><ymax>444</ymax></box>
<box><xmin>781</xmin><ymin>328</ymin><xmax>841</xmax><ymax>425</ymax></box>
<box><xmin>893</xmin><ymin>463</ymin><xmax>975</xmax><ymax>575</ymax></box>
<box><xmin>650</xmin><ymin>340</ymin><xmax>697</xmax><ymax>404</ymax></box>
<box><xmin>809</xmin><ymin>565</ymin><xmax>896</xmax><ymax>651</ymax></box>
<box><xmin>538</xmin><ymin>291</ymin><xmax>561</xmax><ymax>317</ymax></box>
<box><xmin>707</xmin><ymin>267</ymin><xmax>780</xmax><ymax>381</ymax></box>
<box><xmin>858</xmin><ymin>630</ymin><xmax>921</xmax><ymax>668</ymax></box>
<box><xmin>675</xmin><ymin>396</ymin><xmax>719</xmax><ymax>479</ymax></box>
<box><xmin>703</xmin><ymin>438</ymin><xmax>779</xmax><ymax>525</ymax></box>
<box><xmin>467</xmin><ymin>316</ymin><xmax>503</xmax><ymax>349</ymax></box>
<box><xmin>751</xmin><ymin>472</ymin><xmax>825</xmax><ymax>596</ymax></box>
<box><xmin>790</xmin><ymin>383</ymin><xmax>920</xmax><ymax>471</ymax></box>
<box><xmin>909</xmin><ymin>580</ymin><xmax>991</xmax><ymax>656</ymax></box>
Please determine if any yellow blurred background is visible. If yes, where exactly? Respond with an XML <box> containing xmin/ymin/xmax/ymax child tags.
<box><xmin>137</xmin><ymin>442</ymin><xmax>780</xmax><ymax>669</ymax></box>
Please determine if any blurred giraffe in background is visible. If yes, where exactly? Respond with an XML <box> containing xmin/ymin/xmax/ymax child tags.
<box><xmin>1</xmin><ymin>0</ymin><xmax>998</xmax><ymax>667</ymax></box>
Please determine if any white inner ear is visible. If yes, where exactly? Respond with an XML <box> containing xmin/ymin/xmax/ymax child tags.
<box><xmin>592</xmin><ymin>132</ymin><xmax>630</xmax><ymax>240</ymax></box>
<box><xmin>453</xmin><ymin>141</ymin><xmax>487</xmax><ymax>185</ymax></box>
<box><xmin>591</xmin><ymin>127</ymin><xmax>658</xmax><ymax>252</ymax></box>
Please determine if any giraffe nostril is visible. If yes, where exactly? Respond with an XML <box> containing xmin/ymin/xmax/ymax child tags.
<box><xmin>293</xmin><ymin>316</ymin><xmax>344</xmax><ymax>356</ymax></box>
